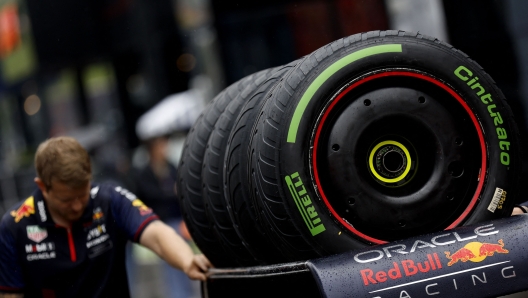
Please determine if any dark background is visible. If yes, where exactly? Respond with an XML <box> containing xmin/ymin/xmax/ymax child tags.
<box><xmin>1</xmin><ymin>0</ymin><xmax>528</xmax><ymax>297</ymax></box>
<box><xmin>0</xmin><ymin>0</ymin><xmax>527</xmax><ymax>218</ymax></box>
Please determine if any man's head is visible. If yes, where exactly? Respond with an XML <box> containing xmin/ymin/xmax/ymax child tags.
<box><xmin>34</xmin><ymin>137</ymin><xmax>92</xmax><ymax>225</ymax></box>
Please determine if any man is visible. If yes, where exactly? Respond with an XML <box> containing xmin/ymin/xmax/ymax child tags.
<box><xmin>0</xmin><ymin>137</ymin><xmax>212</xmax><ymax>297</ymax></box>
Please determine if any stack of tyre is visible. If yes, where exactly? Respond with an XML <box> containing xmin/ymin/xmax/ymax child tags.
<box><xmin>177</xmin><ymin>30</ymin><xmax>522</xmax><ymax>267</ymax></box>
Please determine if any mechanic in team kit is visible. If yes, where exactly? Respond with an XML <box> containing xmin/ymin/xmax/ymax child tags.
<box><xmin>0</xmin><ymin>136</ymin><xmax>212</xmax><ymax>297</ymax></box>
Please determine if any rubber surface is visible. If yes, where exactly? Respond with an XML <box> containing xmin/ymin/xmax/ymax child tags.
<box><xmin>250</xmin><ymin>30</ymin><xmax>522</xmax><ymax>262</ymax></box>
<box><xmin>223</xmin><ymin>60</ymin><xmax>302</xmax><ymax>264</ymax></box>
<box><xmin>202</xmin><ymin>65</ymin><xmax>294</xmax><ymax>266</ymax></box>
<box><xmin>178</xmin><ymin>70</ymin><xmax>271</xmax><ymax>267</ymax></box>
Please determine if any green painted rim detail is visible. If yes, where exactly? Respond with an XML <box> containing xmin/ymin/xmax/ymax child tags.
<box><xmin>286</xmin><ymin>44</ymin><xmax>403</xmax><ymax>143</ymax></box>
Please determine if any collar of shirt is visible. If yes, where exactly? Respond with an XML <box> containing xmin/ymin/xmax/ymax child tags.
<box><xmin>32</xmin><ymin>185</ymin><xmax>97</xmax><ymax>227</ymax></box>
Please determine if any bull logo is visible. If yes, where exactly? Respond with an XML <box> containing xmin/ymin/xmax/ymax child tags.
<box><xmin>93</xmin><ymin>209</ymin><xmax>104</xmax><ymax>221</ymax></box>
<box><xmin>11</xmin><ymin>197</ymin><xmax>35</xmax><ymax>223</ymax></box>
<box><xmin>132</xmin><ymin>199</ymin><xmax>152</xmax><ymax>216</ymax></box>
<box><xmin>445</xmin><ymin>239</ymin><xmax>508</xmax><ymax>266</ymax></box>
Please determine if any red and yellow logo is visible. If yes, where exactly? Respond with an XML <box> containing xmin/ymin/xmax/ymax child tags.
<box><xmin>10</xmin><ymin>197</ymin><xmax>35</xmax><ymax>223</ymax></box>
<box><xmin>360</xmin><ymin>253</ymin><xmax>443</xmax><ymax>286</ymax></box>
<box><xmin>132</xmin><ymin>199</ymin><xmax>152</xmax><ymax>216</ymax></box>
<box><xmin>444</xmin><ymin>239</ymin><xmax>508</xmax><ymax>266</ymax></box>
<box><xmin>93</xmin><ymin>211</ymin><xmax>104</xmax><ymax>220</ymax></box>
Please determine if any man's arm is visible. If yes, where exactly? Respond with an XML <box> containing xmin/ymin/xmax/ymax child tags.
<box><xmin>139</xmin><ymin>220</ymin><xmax>212</xmax><ymax>280</ymax></box>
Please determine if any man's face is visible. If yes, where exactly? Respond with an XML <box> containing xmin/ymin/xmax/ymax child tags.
<box><xmin>40</xmin><ymin>180</ymin><xmax>91</xmax><ymax>224</ymax></box>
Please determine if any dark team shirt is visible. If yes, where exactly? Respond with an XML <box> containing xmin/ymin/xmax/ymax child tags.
<box><xmin>0</xmin><ymin>183</ymin><xmax>159</xmax><ymax>298</ymax></box>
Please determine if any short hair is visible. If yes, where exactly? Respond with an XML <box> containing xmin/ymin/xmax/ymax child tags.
<box><xmin>35</xmin><ymin>137</ymin><xmax>92</xmax><ymax>189</ymax></box>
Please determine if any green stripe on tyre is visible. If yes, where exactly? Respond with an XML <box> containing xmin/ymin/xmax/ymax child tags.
<box><xmin>287</xmin><ymin>44</ymin><xmax>403</xmax><ymax>143</ymax></box>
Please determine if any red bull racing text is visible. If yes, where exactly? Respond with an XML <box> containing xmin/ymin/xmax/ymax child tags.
<box><xmin>361</xmin><ymin>253</ymin><xmax>443</xmax><ymax>286</ymax></box>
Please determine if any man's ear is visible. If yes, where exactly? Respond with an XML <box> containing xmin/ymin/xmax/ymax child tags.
<box><xmin>34</xmin><ymin>177</ymin><xmax>48</xmax><ymax>195</ymax></box>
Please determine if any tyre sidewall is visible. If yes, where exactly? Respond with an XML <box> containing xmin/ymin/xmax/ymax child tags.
<box><xmin>274</xmin><ymin>37</ymin><xmax>520</xmax><ymax>254</ymax></box>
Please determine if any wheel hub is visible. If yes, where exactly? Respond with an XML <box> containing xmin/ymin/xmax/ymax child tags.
<box><xmin>368</xmin><ymin>140</ymin><xmax>414</xmax><ymax>186</ymax></box>
<box><xmin>310</xmin><ymin>70</ymin><xmax>484</xmax><ymax>243</ymax></box>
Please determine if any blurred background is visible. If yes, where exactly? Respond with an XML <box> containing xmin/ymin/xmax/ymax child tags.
<box><xmin>1</xmin><ymin>0</ymin><xmax>528</xmax><ymax>297</ymax></box>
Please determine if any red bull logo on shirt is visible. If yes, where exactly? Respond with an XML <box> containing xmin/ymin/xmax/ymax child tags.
<box><xmin>93</xmin><ymin>208</ymin><xmax>104</xmax><ymax>221</ymax></box>
<box><xmin>11</xmin><ymin>197</ymin><xmax>35</xmax><ymax>223</ymax></box>
<box><xmin>132</xmin><ymin>199</ymin><xmax>152</xmax><ymax>216</ymax></box>
<box><xmin>445</xmin><ymin>239</ymin><xmax>509</xmax><ymax>266</ymax></box>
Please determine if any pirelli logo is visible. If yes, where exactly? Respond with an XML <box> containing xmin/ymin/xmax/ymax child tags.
<box><xmin>285</xmin><ymin>172</ymin><xmax>326</xmax><ymax>236</ymax></box>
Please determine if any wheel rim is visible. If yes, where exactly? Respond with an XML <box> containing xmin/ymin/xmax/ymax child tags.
<box><xmin>311</xmin><ymin>70</ymin><xmax>486</xmax><ymax>244</ymax></box>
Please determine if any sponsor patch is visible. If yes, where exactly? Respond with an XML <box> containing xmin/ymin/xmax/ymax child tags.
<box><xmin>25</xmin><ymin>242</ymin><xmax>55</xmax><ymax>253</ymax></box>
<box><xmin>37</xmin><ymin>200</ymin><xmax>47</xmax><ymax>222</ymax></box>
<box><xmin>25</xmin><ymin>242</ymin><xmax>56</xmax><ymax>261</ymax></box>
<box><xmin>132</xmin><ymin>199</ymin><xmax>152</xmax><ymax>216</ymax></box>
<box><xmin>27</xmin><ymin>252</ymin><xmax>56</xmax><ymax>261</ymax></box>
<box><xmin>87</xmin><ymin>224</ymin><xmax>107</xmax><ymax>241</ymax></box>
<box><xmin>27</xmin><ymin>225</ymin><xmax>47</xmax><ymax>243</ymax></box>
<box><xmin>115</xmin><ymin>186</ymin><xmax>137</xmax><ymax>201</ymax></box>
<box><xmin>87</xmin><ymin>234</ymin><xmax>110</xmax><ymax>248</ymax></box>
<box><xmin>11</xmin><ymin>197</ymin><xmax>35</xmax><ymax>223</ymax></box>
<box><xmin>92</xmin><ymin>207</ymin><xmax>104</xmax><ymax>221</ymax></box>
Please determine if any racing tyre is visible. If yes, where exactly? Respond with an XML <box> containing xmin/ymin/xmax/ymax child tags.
<box><xmin>202</xmin><ymin>64</ymin><xmax>297</xmax><ymax>266</ymax></box>
<box><xmin>178</xmin><ymin>69</ymin><xmax>274</xmax><ymax>267</ymax></box>
<box><xmin>250</xmin><ymin>30</ymin><xmax>523</xmax><ymax>261</ymax></box>
<box><xmin>222</xmin><ymin>59</ymin><xmax>302</xmax><ymax>265</ymax></box>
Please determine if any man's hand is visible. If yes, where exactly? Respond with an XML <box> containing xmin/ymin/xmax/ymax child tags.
<box><xmin>184</xmin><ymin>254</ymin><xmax>213</xmax><ymax>281</ymax></box>
<box><xmin>139</xmin><ymin>220</ymin><xmax>214</xmax><ymax>280</ymax></box>
<box><xmin>512</xmin><ymin>206</ymin><xmax>528</xmax><ymax>215</ymax></box>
